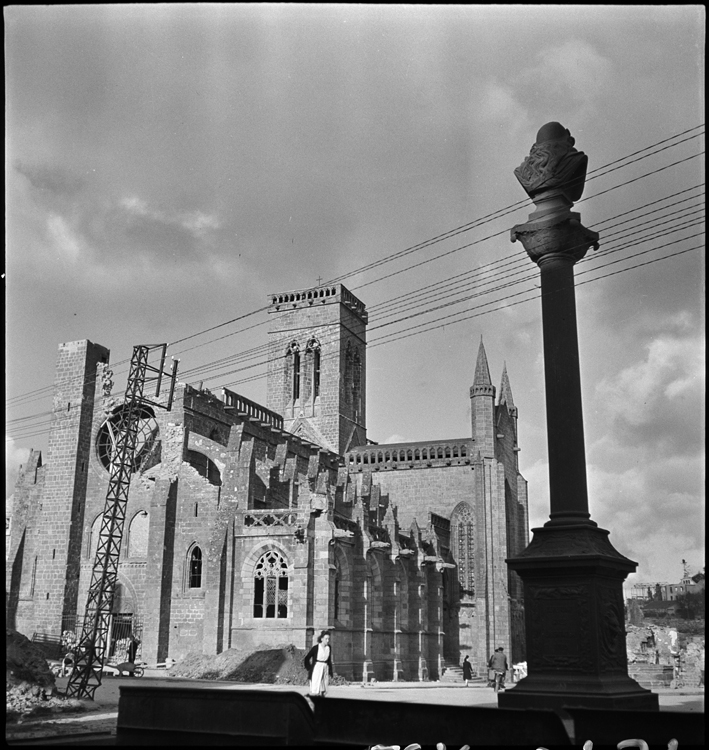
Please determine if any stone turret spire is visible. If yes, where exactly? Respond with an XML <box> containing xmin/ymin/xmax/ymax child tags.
<box><xmin>470</xmin><ymin>337</ymin><xmax>495</xmax><ymax>457</ymax></box>
<box><xmin>499</xmin><ymin>363</ymin><xmax>517</xmax><ymax>417</ymax></box>
<box><xmin>471</xmin><ymin>337</ymin><xmax>495</xmax><ymax>397</ymax></box>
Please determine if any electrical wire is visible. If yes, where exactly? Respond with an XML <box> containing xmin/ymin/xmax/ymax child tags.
<box><xmin>6</xmin><ymin>127</ymin><xmax>704</xmax><ymax>439</ymax></box>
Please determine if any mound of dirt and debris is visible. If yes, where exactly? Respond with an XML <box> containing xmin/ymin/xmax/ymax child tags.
<box><xmin>6</xmin><ymin>628</ymin><xmax>85</xmax><ymax>723</ymax></box>
<box><xmin>170</xmin><ymin>643</ymin><xmax>348</xmax><ymax>685</ymax></box>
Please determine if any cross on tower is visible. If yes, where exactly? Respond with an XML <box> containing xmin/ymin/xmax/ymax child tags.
<box><xmin>316</xmin><ymin>276</ymin><xmax>323</xmax><ymax>286</ymax></box>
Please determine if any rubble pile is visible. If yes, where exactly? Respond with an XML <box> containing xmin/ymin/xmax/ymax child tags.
<box><xmin>680</xmin><ymin>640</ymin><xmax>705</xmax><ymax>687</ymax></box>
<box><xmin>171</xmin><ymin>643</ymin><xmax>347</xmax><ymax>685</ymax></box>
<box><xmin>5</xmin><ymin>628</ymin><xmax>83</xmax><ymax>722</ymax></box>
<box><xmin>626</xmin><ymin>624</ymin><xmax>705</xmax><ymax>687</ymax></box>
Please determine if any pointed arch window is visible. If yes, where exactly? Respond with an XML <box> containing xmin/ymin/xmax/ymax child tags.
<box><xmin>253</xmin><ymin>549</ymin><xmax>289</xmax><ymax>618</ymax></box>
<box><xmin>451</xmin><ymin>503</ymin><xmax>475</xmax><ymax>596</ymax></box>
<box><xmin>88</xmin><ymin>515</ymin><xmax>103</xmax><ymax>560</ymax></box>
<box><xmin>306</xmin><ymin>338</ymin><xmax>321</xmax><ymax>400</ymax></box>
<box><xmin>286</xmin><ymin>342</ymin><xmax>301</xmax><ymax>401</ymax></box>
<box><xmin>127</xmin><ymin>511</ymin><xmax>149</xmax><ymax>559</ymax></box>
<box><xmin>352</xmin><ymin>351</ymin><xmax>362</xmax><ymax>421</ymax></box>
<box><xmin>189</xmin><ymin>546</ymin><xmax>203</xmax><ymax>589</ymax></box>
<box><xmin>344</xmin><ymin>342</ymin><xmax>353</xmax><ymax>404</ymax></box>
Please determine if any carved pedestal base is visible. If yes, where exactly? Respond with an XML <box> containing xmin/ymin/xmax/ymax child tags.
<box><xmin>499</xmin><ymin>524</ymin><xmax>658</xmax><ymax>712</ymax></box>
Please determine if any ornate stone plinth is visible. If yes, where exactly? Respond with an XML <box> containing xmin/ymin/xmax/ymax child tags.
<box><xmin>499</xmin><ymin>525</ymin><xmax>659</xmax><ymax>711</ymax></box>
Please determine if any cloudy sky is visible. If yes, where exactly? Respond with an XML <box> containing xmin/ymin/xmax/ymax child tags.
<box><xmin>6</xmin><ymin>5</ymin><xmax>704</xmax><ymax>590</ymax></box>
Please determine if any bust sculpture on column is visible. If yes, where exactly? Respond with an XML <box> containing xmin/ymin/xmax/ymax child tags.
<box><xmin>511</xmin><ymin>122</ymin><xmax>599</xmax><ymax>263</ymax></box>
<box><xmin>499</xmin><ymin>123</ymin><xmax>659</xmax><ymax>712</ymax></box>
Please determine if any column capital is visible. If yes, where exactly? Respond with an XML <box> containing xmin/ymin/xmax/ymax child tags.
<box><xmin>511</xmin><ymin>212</ymin><xmax>599</xmax><ymax>265</ymax></box>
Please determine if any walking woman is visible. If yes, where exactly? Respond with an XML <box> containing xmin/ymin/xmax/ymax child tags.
<box><xmin>462</xmin><ymin>655</ymin><xmax>473</xmax><ymax>686</ymax></box>
<box><xmin>304</xmin><ymin>630</ymin><xmax>333</xmax><ymax>697</ymax></box>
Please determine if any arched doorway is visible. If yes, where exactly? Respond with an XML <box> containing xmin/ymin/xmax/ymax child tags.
<box><xmin>109</xmin><ymin>580</ymin><xmax>141</xmax><ymax>662</ymax></box>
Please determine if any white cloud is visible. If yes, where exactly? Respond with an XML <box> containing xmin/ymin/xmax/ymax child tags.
<box><xmin>528</xmin><ymin>39</ymin><xmax>612</xmax><ymax>102</ymax></box>
<box><xmin>382</xmin><ymin>434</ymin><xmax>408</xmax><ymax>444</ymax></box>
<box><xmin>6</xmin><ymin>438</ymin><xmax>30</xmax><ymax>499</ymax></box>
<box><xmin>47</xmin><ymin>213</ymin><xmax>83</xmax><ymax>261</ymax></box>
<box><xmin>120</xmin><ymin>195</ymin><xmax>220</xmax><ymax>237</ymax></box>
<box><xmin>181</xmin><ymin>211</ymin><xmax>221</xmax><ymax>235</ymax></box>
<box><xmin>120</xmin><ymin>196</ymin><xmax>149</xmax><ymax>215</ymax></box>
<box><xmin>594</xmin><ymin>332</ymin><xmax>705</xmax><ymax>454</ymax></box>
<box><xmin>520</xmin><ymin>428</ymin><xmax>704</xmax><ymax>585</ymax></box>
<box><xmin>477</xmin><ymin>81</ymin><xmax>520</xmax><ymax>123</ymax></box>
<box><xmin>472</xmin><ymin>80</ymin><xmax>532</xmax><ymax>140</ymax></box>
<box><xmin>520</xmin><ymin>458</ymin><xmax>550</xmax><ymax>529</ymax></box>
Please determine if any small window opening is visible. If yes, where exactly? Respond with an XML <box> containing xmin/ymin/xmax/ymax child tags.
<box><xmin>313</xmin><ymin>349</ymin><xmax>321</xmax><ymax>398</ymax></box>
<box><xmin>293</xmin><ymin>350</ymin><xmax>301</xmax><ymax>400</ymax></box>
<box><xmin>189</xmin><ymin>547</ymin><xmax>203</xmax><ymax>588</ymax></box>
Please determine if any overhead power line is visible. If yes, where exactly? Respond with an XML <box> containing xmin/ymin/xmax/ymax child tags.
<box><xmin>6</xmin><ymin>126</ymin><xmax>704</xmax><ymax>434</ymax></box>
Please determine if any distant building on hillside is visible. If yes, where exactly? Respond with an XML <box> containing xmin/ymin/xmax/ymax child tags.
<box><xmin>628</xmin><ymin>562</ymin><xmax>704</xmax><ymax>605</ymax></box>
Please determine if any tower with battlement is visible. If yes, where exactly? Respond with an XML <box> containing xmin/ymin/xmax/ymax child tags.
<box><xmin>266</xmin><ymin>283</ymin><xmax>368</xmax><ymax>456</ymax></box>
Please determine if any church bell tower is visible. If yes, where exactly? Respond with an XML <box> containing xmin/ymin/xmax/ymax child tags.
<box><xmin>266</xmin><ymin>283</ymin><xmax>368</xmax><ymax>456</ymax></box>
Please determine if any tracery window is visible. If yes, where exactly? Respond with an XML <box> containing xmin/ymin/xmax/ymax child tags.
<box><xmin>451</xmin><ymin>503</ymin><xmax>475</xmax><ymax>596</ymax></box>
<box><xmin>253</xmin><ymin>550</ymin><xmax>289</xmax><ymax>618</ymax></box>
<box><xmin>95</xmin><ymin>404</ymin><xmax>160</xmax><ymax>473</ymax></box>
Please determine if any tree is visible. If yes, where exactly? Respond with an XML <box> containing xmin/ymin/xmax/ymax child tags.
<box><xmin>675</xmin><ymin>589</ymin><xmax>705</xmax><ymax>620</ymax></box>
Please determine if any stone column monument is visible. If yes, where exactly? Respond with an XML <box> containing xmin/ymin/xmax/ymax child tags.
<box><xmin>498</xmin><ymin>122</ymin><xmax>658</xmax><ymax>711</ymax></box>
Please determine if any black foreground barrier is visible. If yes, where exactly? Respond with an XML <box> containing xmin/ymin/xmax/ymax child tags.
<box><xmin>310</xmin><ymin>695</ymin><xmax>571</xmax><ymax>747</ymax></box>
<box><xmin>563</xmin><ymin>706</ymin><xmax>705</xmax><ymax>747</ymax></box>
<box><xmin>116</xmin><ymin>686</ymin><xmax>315</xmax><ymax>745</ymax></box>
<box><xmin>115</xmin><ymin>685</ymin><xmax>704</xmax><ymax>747</ymax></box>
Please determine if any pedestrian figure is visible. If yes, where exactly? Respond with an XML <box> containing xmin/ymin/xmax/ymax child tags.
<box><xmin>488</xmin><ymin>646</ymin><xmax>508</xmax><ymax>691</ymax></box>
<box><xmin>304</xmin><ymin>630</ymin><xmax>333</xmax><ymax>697</ymax></box>
<box><xmin>61</xmin><ymin>651</ymin><xmax>75</xmax><ymax>677</ymax></box>
<box><xmin>462</xmin><ymin>655</ymin><xmax>473</xmax><ymax>686</ymax></box>
<box><xmin>127</xmin><ymin>633</ymin><xmax>140</xmax><ymax>664</ymax></box>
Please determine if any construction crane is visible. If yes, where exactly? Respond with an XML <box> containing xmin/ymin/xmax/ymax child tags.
<box><xmin>65</xmin><ymin>344</ymin><xmax>178</xmax><ymax>700</ymax></box>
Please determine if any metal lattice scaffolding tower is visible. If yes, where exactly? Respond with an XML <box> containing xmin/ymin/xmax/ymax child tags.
<box><xmin>65</xmin><ymin>344</ymin><xmax>177</xmax><ymax>700</ymax></box>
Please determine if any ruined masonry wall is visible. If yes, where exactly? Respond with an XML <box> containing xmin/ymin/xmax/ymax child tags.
<box><xmin>360</xmin><ymin>465</ymin><xmax>476</xmax><ymax>532</ymax></box>
<box><xmin>31</xmin><ymin>340</ymin><xmax>109</xmax><ymax>635</ymax></box>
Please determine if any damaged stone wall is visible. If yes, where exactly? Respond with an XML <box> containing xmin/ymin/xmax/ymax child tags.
<box><xmin>626</xmin><ymin>624</ymin><xmax>705</xmax><ymax>687</ymax></box>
